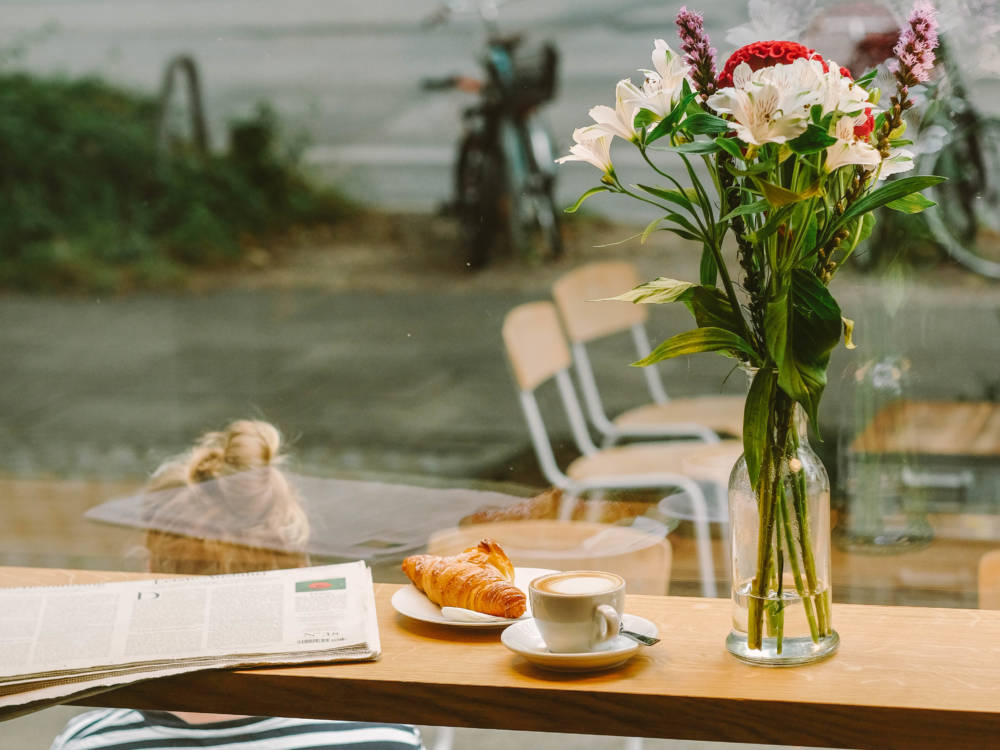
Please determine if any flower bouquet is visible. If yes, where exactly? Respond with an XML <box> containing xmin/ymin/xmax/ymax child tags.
<box><xmin>557</xmin><ymin>3</ymin><xmax>942</xmax><ymax>665</ymax></box>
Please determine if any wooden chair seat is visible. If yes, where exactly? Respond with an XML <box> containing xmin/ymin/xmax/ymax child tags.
<box><xmin>980</xmin><ymin>549</ymin><xmax>1000</xmax><ymax>609</ymax></box>
<box><xmin>428</xmin><ymin>519</ymin><xmax>672</xmax><ymax>595</ymax></box>
<box><xmin>613</xmin><ymin>395</ymin><xmax>746</xmax><ymax>438</ymax></box>
<box><xmin>567</xmin><ymin>440</ymin><xmax>743</xmax><ymax>483</ymax></box>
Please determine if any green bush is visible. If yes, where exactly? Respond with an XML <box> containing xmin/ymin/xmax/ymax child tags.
<box><xmin>0</xmin><ymin>73</ymin><xmax>352</xmax><ymax>292</ymax></box>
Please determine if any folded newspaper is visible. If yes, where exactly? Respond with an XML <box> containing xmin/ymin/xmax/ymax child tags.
<box><xmin>0</xmin><ymin>561</ymin><xmax>380</xmax><ymax>719</ymax></box>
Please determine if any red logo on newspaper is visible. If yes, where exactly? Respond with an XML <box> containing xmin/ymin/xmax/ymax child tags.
<box><xmin>308</xmin><ymin>582</ymin><xmax>332</xmax><ymax>590</ymax></box>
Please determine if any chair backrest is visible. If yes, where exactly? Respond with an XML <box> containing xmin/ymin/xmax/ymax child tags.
<box><xmin>979</xmin><ymin>549</ymin><xmax>1000</xmax><ymax>609</ymax></box>
<box><xmin>502</xmin><ymin>301</ymin><xmax>572</xmax><ymax>392</ymax></box>
<box><xmin>427</xmin><ymin>519</ymin><xmax>672</xmax><ymax>595</ymax></box>
<box><xmin>552</xmin><ymin>260</ymin><xmax>647</xmax><ymax>343</ymax></box>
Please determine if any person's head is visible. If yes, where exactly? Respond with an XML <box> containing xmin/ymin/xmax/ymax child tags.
<box><xmin>143</xmin><ymin>420</ymin><xmax>310</xmax><ymax>575</ymax></box>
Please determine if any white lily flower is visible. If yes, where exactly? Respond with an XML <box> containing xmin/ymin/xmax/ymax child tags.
<box><xmin>555</xmin><ymin>126</ymin><xmax>614</xmax><ymax>174</ymax></box>
<box><xmin>706</xmin><ymin>63</ymin><xmax>809</xmax><ymax>145</ymax></box>
<box><xmin>588</xmin><ymin>79</ymin><xmax>642</xmax><ymax>142</ymax></box>
<box><xmin>649</xmin><ymin>39</ymin><xmax>690</xmax><ymax>99</ymax></box>
<box><xmin>813</xmin><ymin>60</ymin><xmax>873</xmax><ymax>118</ymax></box>
<box><xmin>632</xmin><ymin>41</ymin><xmax>694</xmax><ymax>118</ymax></box>
<box><xmin>876</xmin><ymin>147</ymin><xmax>916</xmax><ymax>180</ymax></box>
<box><xmin>825</xmin><ymin>114</ymin><xmax>881</xmax><ymax>172</ymax></box>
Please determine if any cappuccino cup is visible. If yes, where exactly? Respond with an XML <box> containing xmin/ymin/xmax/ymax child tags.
<box><xmin>528</xmin><ymin>571</ymin><xmax>625</xmax><ymax>653</ymax></box>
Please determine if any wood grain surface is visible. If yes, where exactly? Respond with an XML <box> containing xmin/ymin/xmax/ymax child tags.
<box><xmin>3</xmin><ymin>567</ymin><xmax>999</xmax><ymax>749</ymax></box>
<box><xmin>851</xmin><ymin>400</ymin><xmax>1000</xmax><ymax>456</ymax></box>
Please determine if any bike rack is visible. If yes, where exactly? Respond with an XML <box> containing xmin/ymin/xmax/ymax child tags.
<box><xmin>156</xmin><ymin>54</ymin><xmax>209</xmax><ymax>157</ymax></box>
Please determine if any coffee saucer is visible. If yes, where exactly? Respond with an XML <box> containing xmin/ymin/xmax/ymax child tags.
<box><xmin>501</xmin><ymin>614</ymin><xmax>658</xmax><ymax>672</ymax></box>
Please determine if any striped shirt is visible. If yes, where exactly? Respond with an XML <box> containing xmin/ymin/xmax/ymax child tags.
<box><xmin>50</xmin><ymin>709</ymin><xmax>425</xmax><ymax>750</ymax></box>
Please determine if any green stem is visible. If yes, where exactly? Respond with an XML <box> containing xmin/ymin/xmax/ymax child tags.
<box><xmin>639</xmin><ymin>147</ymin><xmax>709</xmax><ymax>234</ymax></box>
<box><xmin>746</xmin><ymin>391</ymin><xmax>789</xmax><ymax>649</ymax></box>
<box><xmin>777</xmin><ymin>480</ymin><xmax>820</xmax><ymax>642</ymax></box>
<box><xmin>790</xmin><ymin>464</ymin><xmax>830</xmax><ymax>636</ymax></box>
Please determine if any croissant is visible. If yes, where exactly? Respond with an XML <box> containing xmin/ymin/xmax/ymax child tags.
<box><xmin>402</xmin><ymin>538</ymin><xmax>526</xmax><ymax>618</ymax></box>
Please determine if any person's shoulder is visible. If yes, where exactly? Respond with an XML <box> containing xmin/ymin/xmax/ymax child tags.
<box><xmin>49</xmin><ymin>709</ymin><xmax>145</xmax><ymax>749</ymax></box>
<box><xmin>50</xmin><ymin>712</ymin><xmax>423</xmax><ymax>750</ymax></box>
<box><xmin>261</xmin><ymin>719</ymin><xmax>424</xmax><ymax>748</ymax></box>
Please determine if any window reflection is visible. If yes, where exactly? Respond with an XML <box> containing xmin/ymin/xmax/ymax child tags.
<box><xmin>0</xmin><ymin>0</ymin><xmax>998</xmax><ymax>746</ymax></box>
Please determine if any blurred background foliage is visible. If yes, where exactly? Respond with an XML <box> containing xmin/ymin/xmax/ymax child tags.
<box><xmin>0</xmin><ymin>72</ymin><xmax>353</xmax><ymax>293</ymax></box>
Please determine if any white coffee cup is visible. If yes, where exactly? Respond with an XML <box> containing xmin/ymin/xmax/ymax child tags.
<box><xmin>528</xmin><ymin>570</ymin><xmax>625</xmax><ymax>653</ymax></box>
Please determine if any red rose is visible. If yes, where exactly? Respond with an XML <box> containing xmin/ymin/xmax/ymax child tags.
<box><xmin>717</xmin><ymin>40</ymin><xmax>853</xmax><ymax>88</ymax></box>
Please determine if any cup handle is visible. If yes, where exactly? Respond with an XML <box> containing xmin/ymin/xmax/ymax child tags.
<box><xmin>594</xmin><ymin>604</ymin><xmax>620</xmax><ymax>645</ymax></box>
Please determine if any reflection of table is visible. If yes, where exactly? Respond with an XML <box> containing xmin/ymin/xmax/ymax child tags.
<box><xmin>5</xmin><ymin>567</ymin><xmax>1000</xmax><ymax>749</ymax></box>
<box><xmin>852</xmin><ymin>400</ymin><xmax>1000</xmax><ymax>456</ymax></box>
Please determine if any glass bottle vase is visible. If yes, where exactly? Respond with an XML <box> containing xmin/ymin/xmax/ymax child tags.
<box><xmin>726</xmin><ymin>400</ymin><xmax>840</xmax><ymax>666</ymax></box>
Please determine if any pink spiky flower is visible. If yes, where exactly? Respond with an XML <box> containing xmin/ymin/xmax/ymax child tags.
<box><xmin>675</xmin><ymin>6</ymin><xmax>717</xmax><ymax>98</ymax></box>
<box><xmin>877</xmin><ymin>1</ymin><xmax>939</xmax><ymax>158</ymax></box>
<box><xmin>891</xmin><ymin>0</ymin><xmax>939</xmax><ymax>86</ymax></box>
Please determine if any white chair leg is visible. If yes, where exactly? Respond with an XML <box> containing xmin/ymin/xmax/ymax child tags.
<box><xmin>688</xmin><ymin>488</ymin><xmax>717</xmax><ymax>598</ymax></box>
<box><xmin>432</xmin><ymin>726</ymin><xmax>454</xmax><ymax>750</ymax></box>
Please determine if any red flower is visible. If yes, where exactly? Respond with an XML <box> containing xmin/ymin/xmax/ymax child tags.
<box><xmin>717</xmin><ymin>40</ymin><xmax>852</xmax><ymax>88</ymax></box>
<box><xmin>853</xmin><ymin>110</ymin><xmax>875</xmax><ymax>139</ymax></box>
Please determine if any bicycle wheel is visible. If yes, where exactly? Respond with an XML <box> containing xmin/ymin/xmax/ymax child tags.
<box><xmin>921</xmin><ymin>116</ymin><xmax>1000</xmax><ymax>277</ymax></box>
<box><xmin>500</xmin><ymin>121</ymin><xmax>564</xmax><ymax>263</ymax></box>
<box><xmin>455</xmin><ymin>131</ymin><xmax>503</xmax><ymax>270</ymax></box>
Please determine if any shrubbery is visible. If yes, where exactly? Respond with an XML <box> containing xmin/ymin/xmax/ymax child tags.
<box><xmin>0</xmin><ymin>73</ymin><xmax>352</xmax><ymax>292</ymax></box>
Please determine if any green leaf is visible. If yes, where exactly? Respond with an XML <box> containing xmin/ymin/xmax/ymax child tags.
<box><xmin>857</xmin><ymin>212</ymin><xmax>876</xmax><ymax>245</ymax></box>
<box><xmin>755</xmin><ymin>178</ymin><xmax>822</xmax><ymax>207</ymax></box>
<box><xmin>720</xmin><ymin>199</ymin><xmax>769</xmax><ymax>223</ymax></box>
<box><xmin>788</xmin><ymin>124</ymin><xmax>838</xmax><ymax>154</ymax></box>
<box><xmin>656</xmin><ymin>140</ymin><xmax>720</xmax><ymax>155</ymax></box>
<box><xmin>746</xmin><ymin>204</ymin><xmax>796</xmax><ymax>243</ymax></box>
<box><xmin>633</xmin><ymin>327</ymin><xmax>757</xmax><ymax>367</ymax></box>
<box><xmin>565</xmin><ymin>186</ymin><xmax>612</xmax><ymax>214</ymax></box>
<box><xmin>682</xmin><ymin>112</ymin><xmax>730</xmax><ymax>135</ymax></box>
<box><xmin>660</xmin><ymin>226</ymin><xmax>701</xmax><ymax>242</ymax></box>
<box><xmin>684</xmin><ymin>286</ymin><xmax>745</xmax><ymax>334</ymax></box>
<box><xmin>743</xmin><ymin>367</ymin><xmax>776</xmax><ymax>487</ymax></box>
<box><xmin>764</xmin><ymin>269</ymin><xmax>842</xmax><ymax>424</ymax></box>
<box><xmin>714</xmin><ymin>136</ymin><xmax>743</xmax><ymax>161</ymax></box>
<box><xmin>606</xmin><ymin>277</ymin><xmax>696</xmax><ymax>304</ymax></box>
<box><xmin>854</xmin><ymin>68</ymin><xmax>878</xmax><ymax>88</ymax></box>
<box><xmin>640</xmin><ymin>216</ymin><xmax>663</xmax><ymax>244</ymax></box>
<box><xmin>886</xmin><ymin>193</ymin><xmax>936</xmax><ymax>213</ymax></box>
<box><xmin>840</xmin><ymin>175</ymin><xmax>945</xmax><ymax>224</ymax></box>
<box><xmin>636</xmin><ymin>184</ymin><xmax>695</xmax><ymax>212</ymax></box>
<box><xmin>699</xmin><ymin>244</ymin><xmax>718</xmax><ymax>287</ymax></box>
<box><xmin>646</xmin><ymin>92</ymin><xmax>697</xmax><ymax>145</ymax></box>
<box><xmin>634</xmin><ymin>108</ymin><xmax>659</xmax><ymax>130</ymax></box>
<box><xmin>797</xmin><ymin>213</ymin><xmax>819</xmax><ymax>262</ymax></box>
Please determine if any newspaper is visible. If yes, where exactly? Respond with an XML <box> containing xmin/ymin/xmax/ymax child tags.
<box><xmin>0</xmin><ymin>561</ymin><xmax>380</xmax><ymax>718</ymax></box>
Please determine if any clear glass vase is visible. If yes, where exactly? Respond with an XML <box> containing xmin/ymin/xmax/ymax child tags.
<box><xmin>726</xmin><ymin>398</ymin><xmax>840</xmax><ymax>666</ymax></box>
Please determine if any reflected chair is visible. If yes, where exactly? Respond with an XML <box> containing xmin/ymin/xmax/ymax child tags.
<box><xmin>552</xmin><ymin>260</ymin><xmax>745</xmax><ymax>445</ymax></box>
<box><xmin>502</xmin><ymin>301</ymin><xmax>743</xmax><ymax>598</ymax></box>
<box><xmin>428</xmin><ymin>519</ymin><xmax>672</xmax><ymax>595</ymax></box>
<box><xmin>979</xmin><ymin>549</ymin><xmax>1000</xmax><ymax>609</ymax></box>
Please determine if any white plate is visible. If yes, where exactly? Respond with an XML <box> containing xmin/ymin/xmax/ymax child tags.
<box><xmin>391</xmin><ymin>567</ymin><xmax>557</xmax><ymax>628</ymax></box>
<box><xmin>500</xmin><ymin>614</ymin><xmax>658</xmax><ymax>672</ymax></box>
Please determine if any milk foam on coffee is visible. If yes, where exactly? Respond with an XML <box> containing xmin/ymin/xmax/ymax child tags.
<box><xmin>536</xmin><ymin>572</ymin><xmax>619</xmax><ymax>595</ymax></box>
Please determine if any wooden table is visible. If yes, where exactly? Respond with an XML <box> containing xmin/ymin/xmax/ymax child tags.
<box><xmin>4</xmin><ymin>567</ymin><xmax>1000</xmax><ymax>750</ymax></box>
<box><xmin>851</xmin><ymin>400</ymin><xmax>1000</xmax><ymax>456</ymax></box>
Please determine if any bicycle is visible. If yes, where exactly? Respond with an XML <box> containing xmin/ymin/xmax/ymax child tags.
<box><xmin>422</xmin><ymin>0</ymin><xmax>564</xmax><ymax>270</ymax></box>
<box><xmin>805</xmin><ymin>4</ymin><xmax>1000</xmax><ymax>277</ymax></box>
<box><xmin>914</xmin><ymin>37</ymin><xmax>1000</xmax><ymax>278</ymax></box>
